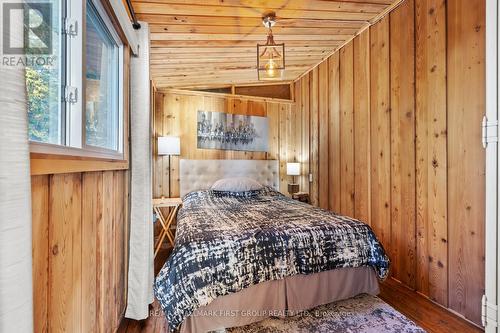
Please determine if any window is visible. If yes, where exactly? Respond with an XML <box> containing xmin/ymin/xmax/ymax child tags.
<box><xmin>26</xmin><ymin>0</ymin><xmax>64</xmax><ymax>145</ymax></box>
<box><xmin>85</xmin><ymin>1</ymin><xmax>119</xmax><ymax>151</ymax></box>
<box><xmin>26</xmin><ymin>0</ymin><xmax>123</xmax><ymax>157</ymax></box>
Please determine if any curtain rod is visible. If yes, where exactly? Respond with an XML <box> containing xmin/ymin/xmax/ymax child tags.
<box><xmin>125</xmin><ymin>0</ymin><xmax>141</xmax><ymax>30</ymax></box>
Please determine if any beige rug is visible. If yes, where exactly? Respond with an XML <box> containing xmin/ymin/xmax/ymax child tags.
<box><xmin>226</xmin><ymin>294</ymin><xmax>426</xmax><ymax>333</ymax></box>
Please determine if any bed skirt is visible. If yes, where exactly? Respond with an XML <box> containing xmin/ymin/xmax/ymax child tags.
<box><xmin>177</xmin><ymin>266</ymin><xmax>379</xmax><ymax>333</ymax></box>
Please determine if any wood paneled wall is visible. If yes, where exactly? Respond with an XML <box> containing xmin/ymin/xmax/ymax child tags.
<box><xmin>153</xmin><ymin>90</ymin><xmax>306</xmax><ymax>197</ymax></box>
<box><xmin>294</xmin><ymin>0</ymin><xmax>485</xmax><ymax>325</ymax></box>
<box><xmin>31</xmin><ymin>170</ymin><xmax>129</xmax><ymax>333</ymax></box>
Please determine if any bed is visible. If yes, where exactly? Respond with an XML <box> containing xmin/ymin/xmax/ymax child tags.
<box><xmin>154</xmin><ymin>160</ymin><xmax>390</xmax><ymax>333</ymax></box>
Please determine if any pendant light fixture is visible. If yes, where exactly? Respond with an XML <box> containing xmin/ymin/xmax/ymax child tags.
<box><xmin>257</xmin><ymin>12</ymin><xmax>285</xmax><ymax>81</ymax></box>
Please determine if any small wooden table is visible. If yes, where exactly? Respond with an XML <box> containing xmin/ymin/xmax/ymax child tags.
<box><xmin>153</xmin><ymin>197</ymin><xmax>182</xmax><ymax>258</ymax></box>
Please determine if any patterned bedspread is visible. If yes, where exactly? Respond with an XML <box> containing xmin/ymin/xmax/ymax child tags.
<box><xmin>154</xmin><ymin>187</ymin><xmax>390</xmax><ymax>331</ymax></box>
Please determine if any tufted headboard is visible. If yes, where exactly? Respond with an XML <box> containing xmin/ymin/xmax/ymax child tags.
<box><xmin>179</xmin><ymin>159</ymin><xmax>279</xmax><ymax>197</ymax></box>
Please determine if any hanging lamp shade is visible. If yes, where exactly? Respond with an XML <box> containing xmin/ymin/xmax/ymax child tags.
<box><xmin>257</xmin><ymin>13</ymin><xmax>285</xmax><ymax>81</ymax></box>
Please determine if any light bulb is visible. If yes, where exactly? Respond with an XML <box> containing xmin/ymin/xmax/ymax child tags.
<box><xmin>265</xmin><ymin>59</ymin><xmax>277</xmax><ymax>77</ymax></box>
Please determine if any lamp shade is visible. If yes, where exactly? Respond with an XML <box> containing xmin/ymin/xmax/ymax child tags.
<box><xmin>286</xmin><ymin>162</ymin><xmax>300</xmax><ymax>176</ymax></box>
<box><xmin>158</xmin><ymin>136</ymin><xmax>180</xmax><ymax>156</ymax></box>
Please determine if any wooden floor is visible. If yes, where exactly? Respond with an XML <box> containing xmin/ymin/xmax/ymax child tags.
<box><xmin>378</xmin><ymin>278</ymin><xmax>482</xmax><ymax>333</ymax></box>
<box><xmin>118</xmin><ymin>247</ymin><xmax>483</xmax><ymax>333</ymax></box>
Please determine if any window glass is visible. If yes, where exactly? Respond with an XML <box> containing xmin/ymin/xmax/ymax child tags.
<box><xmin>85</xmin><ymin>0</ymin><xmax>119</xmax><ymax>151</ymax></box>
<box><xmin>26</xmin><ymin>0</ymin><xmax>64</xmax><ymax>144</ymax></box>
<box><xmin>25</xmin><ymin>0</ymin><xmax>122</xmax><ymax>156</ymax></box>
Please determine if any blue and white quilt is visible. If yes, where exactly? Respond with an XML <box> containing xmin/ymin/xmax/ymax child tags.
<box><xmin>154</xmin><ymin>187</ymin><xmax>390</xmax><ymax>331</ymax></box>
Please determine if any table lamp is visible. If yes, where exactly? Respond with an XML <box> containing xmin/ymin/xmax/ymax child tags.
<box><xmin>286</xmin><ymin>162</ymin><xmax>300</xmax><ymax>195</ymax></box>
<box><xmin>158</xmin><ymin>136</ymin><xmax>181</xmax><ymax>197</ymax></box>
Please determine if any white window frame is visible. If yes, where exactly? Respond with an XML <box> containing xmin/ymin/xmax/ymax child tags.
<box><xmin>29</xmin><ymin>0</ymin><xmax>124</xmax><ymax>160</ymax></box>
<box><xmin>67</xmin><ymin>0</ymin><xmax>83</xmax><ymax>149</ymax></box>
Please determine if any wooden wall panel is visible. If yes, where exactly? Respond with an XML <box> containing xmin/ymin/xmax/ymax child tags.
<box><xmin>390</xmin><ymin>0</ymin><xmax>416</xmax><ymax>289</ymax></box>
<box><xmin>369</xmin><ymin>16</ymin><xmax>391</xmax><ymax>250</ymax></box>
<box><xmin>114</xmin><ymin>171</ymin><xmax>127</xmax><ymax>326</ymax></box>
<box><xmin>154</xmin><ymin>91</ymin><xmax>168</xmax><ymax>198</ymax></box>
<box><xmin>235</xmin><ymin>84</ymin><xmax>291</xmax><ymax>100</ymax></box>
<box><xmin>82</xmin><ymin>172</ymin><xmax>101</xmax><ymax>333</ymax></box>
<box><xmin>353</xmin><ymin>30</ymin><xmax>371</xmax><ymax>224</ymax></box>
<box><xmin>340</xmin><ymin>43</ymin><xmax>355</xmax><ymax>216</ymax></box>
<box><xmin>31</xmin><ymin>175</ymin><xmax>49</xmax><ymax>333</ymax></box>
<box><xmin>279</xmin><ymin>103</ymin><xmax>293</xmax><ymax>192</ymax></box>
<box><xmin>267</xmin><ymin>102</ymin><xmax>280</xmax><ymax>161</ymax></box>
<box><xmin>247</xmin><ymin>99</ymin><xmax>267</xmax><ymax>117</ymax></box>
<box><xmin>171</xmin><ymin>94</ymin><xmax>196</xmax><ymax>197</ymax></box>
<box><xmin>447</xmin><ymin>0</ymin><xmax>485</xmax><ymax>324</ymax></box>
<box><xmin>32</xmin><ymin>170</ymin><xmax>129</xmax><ymax>333</ymax></box>
<box><xmin>294</xmin><ymin>0</ymin><xmax>485</xmax><ymax>325</ymax></box>
<box><xmin>309</xmin><ymin>68</ymin><xmax>320</xmax><ymax>206</ymax></box>
<box><xmin>154</xmin><ymin>90</ymin><xmax>298</xmax><ymax>197</ymax></box>
<box><xmin>318</xmin><ymin>61</ymin><xmax>330</xmax><ymax>209</ymax></box>
<box><xmin>49</xmin><ymin>173</ymin><xmax>82</xmax><ymax>333</ymax></box>
<box><xmin>294</xmin><ymin>79</ymin><xmax>307</xmax><ymax>193</ymax></box>
<box><xmin>290</xmin><ymin>101</ymin><xmax>300</xmax><ymax>182</ymax></box>
<box><xmin>415</xmin><ymin>0</ymin><xmax>448</xmax><ymax>304</ymax></box>
<box><xmin>328</xmin><ymin>54</ymin><xmax>341</xmax><ymax>213</ymax></box>
<box><xmin>318</xmin><ymin>61</ymin><xmax>329</xmax><ymax>208</ymax></box>
<box><xmin>300</xmin><ymin>75</ymin><xmax>311</xmax><ymax>194</ymax></box>
<box><xmin>100</xmin><ymin>171</ymin><xmax>115</xmax><ymax>332</ymax></box>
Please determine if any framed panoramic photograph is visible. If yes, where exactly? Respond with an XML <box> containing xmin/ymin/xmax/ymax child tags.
<box><xmin>197</xmin><ymin>110</ymin><xmax>269</xmax><ymax>152</ymax></box>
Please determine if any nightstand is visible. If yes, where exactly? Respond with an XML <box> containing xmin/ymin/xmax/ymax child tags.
<box><xmin>153</xmin><ymin>197</ymin><xmax>182</xmax><ymax>258</ymax></box>
<box><xmin>292</xmin><ymin>192</ymin><xmax>310</xmax><ymax>204</ymax></box>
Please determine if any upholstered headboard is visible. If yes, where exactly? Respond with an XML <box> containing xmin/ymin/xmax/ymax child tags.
<box><xmin>179</xmin><ymin>159</ymin><xmax>279</xmax><ymax>197</ymax></box>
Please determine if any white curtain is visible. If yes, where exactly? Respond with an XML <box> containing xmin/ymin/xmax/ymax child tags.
<box><xmin>125</xmin><ymin>22</ymin><xmax>154</xmax><ymax>320</ymax></box>
<box><xmin>0</xmin><ymin>18</ymin><xmax>34</xmax><ymax>333</ymax></box>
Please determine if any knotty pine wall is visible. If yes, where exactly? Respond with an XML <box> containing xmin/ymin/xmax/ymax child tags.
<box><xmin>30</xmin><ymin>21</ymin><xmax>132</xmax><ymax>332</ymax></box>
<box><xmin>153</xmin><ymin>90</ymin><xmax>307</xmax><ymax>197</ymax></box>
<box><xmin>31</xmin><ymin>171</ymin><xmax>129</xmax><ymax>333</ymax></box>
<box><xmin>295</xmin><ymin>0</ymin><xmax>485</xmax><ymax>325</ymax></box>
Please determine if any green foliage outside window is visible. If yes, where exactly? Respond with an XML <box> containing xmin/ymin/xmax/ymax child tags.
<box><xmin>26</xmin><ymin>65</ymin><xmax>61</xmax><ymax>144</ymax></box>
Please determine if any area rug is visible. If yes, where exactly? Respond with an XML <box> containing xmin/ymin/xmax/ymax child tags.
<box><xmin>226</xmin><ymin>294</ymin><xmax>426</xmax><ymax>333</ymax></box>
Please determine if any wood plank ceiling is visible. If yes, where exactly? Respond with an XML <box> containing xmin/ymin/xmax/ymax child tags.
<box><xmin>131</xmin><ymin>0</ymin><xmax>402</xmax><ymax>88</ymax></box>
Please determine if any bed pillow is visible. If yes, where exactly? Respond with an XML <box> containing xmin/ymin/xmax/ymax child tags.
<box><xmin>211</xmin><ymin>177</ymin><xmax>263</xmax><ymax>192</ymax></box>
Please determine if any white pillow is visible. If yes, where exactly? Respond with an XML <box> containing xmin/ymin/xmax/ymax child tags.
<box><xmin>211</xmin><ymin>177</ymin><xmax>263</xmax><ymax>192</ymax></box>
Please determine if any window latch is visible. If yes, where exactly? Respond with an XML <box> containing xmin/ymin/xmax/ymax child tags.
<box><xmin>64</xmin><ymin>86</ymin><xmax>78</xmax><ymax>104</ymax></box>
<box><xmin>482</xmin><ymin>116</ymin><xmax>498</xmax><ymax>148</ymax></box>
<box><xmin>64</xmin><ymin>18</ymin><xmax>78</xmax><ymax>37</ymax></box>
